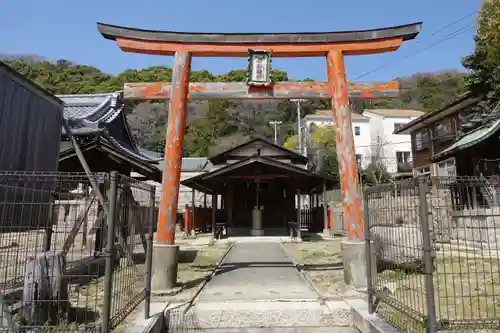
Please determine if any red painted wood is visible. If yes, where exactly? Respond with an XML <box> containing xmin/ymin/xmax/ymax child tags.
<box><xmin>156</xmin><ymin>51</ymin><xmax>192</xmax><ymax>245</ymax></box>
<box><xmin>327</xmin><ymin>50</ymin><xmax>364</xmax><ymax>241</ymax></box>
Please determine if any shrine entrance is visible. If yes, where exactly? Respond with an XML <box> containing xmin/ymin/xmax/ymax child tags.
<box><xmin>97</xmin><ymin>21</ymin><xmax>422</xmax><ymax>290</ymax></box>
<box><xmin>180</xmin><ymin>137</ymin><xmax>338</xmax><ymax>237</ymax></box>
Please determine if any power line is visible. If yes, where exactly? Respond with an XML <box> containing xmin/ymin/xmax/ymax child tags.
<box><xmin>413</xmin><ymin>11</ymin><xmax>478</xmax><ymax>46</ymax></box>
<box><xmin>355</xmin><ymin>23</ymin><xmax>475</xmax><ymax>80</ymax></box>
<box><xmin>353</xmin><ymin>10</ymin><xmax>478</xmax><ymax>81</ymax></box>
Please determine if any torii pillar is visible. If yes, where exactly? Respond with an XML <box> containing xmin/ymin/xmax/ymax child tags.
<box><xmin>97</xmin><ymin>21</ymin><xmax>422</xmax><ymax>290</ymax></box>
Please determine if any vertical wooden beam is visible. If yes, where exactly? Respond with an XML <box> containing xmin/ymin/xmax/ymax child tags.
<box><xmin>156</xmin><ymin>51</ymin><xmax>192</xmax><ymax>244</ymax></box>
<box><xmin>191</xmin><ymin>188</ymin><xmax>196</xmax><ymax>235</ymax></box>
<box><xmin>227</xmin><ymin>183</ymin><xmax>233</xmax><ymax>226</ymax></box>
<box><xmin>211</xmin><ymin>194</ymin><xmax>217</xmax><ymax>239</ymax></box>
<box><xmin>296</xmin><ymin>190</ymin><xmax>302</xmax><ymax>240</ymax></box>
<box><xmin>327</xmin><ymin>50</ymin><xmax>364</xmax><ymax>241</ymax></box>
<box><xmin>322</xmin><ymin>182</ymin><xmax>328</xmax><ymax>233</ymax></box>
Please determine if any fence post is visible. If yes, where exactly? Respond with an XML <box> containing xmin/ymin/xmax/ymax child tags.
<box><xmin>418</xmin><ymin>177</ymin><xmax>437</xmax><ymax>333</ymax></box>
<box><xmin>101</xmin><ymin>172</ymin><xmax>118</xmax><ymax>333</ymax></box>
<box><xmin>363</xmin><ymin>189</ymin><xmax>375</xmax><ymax>314</ymax></box>
<box><xmin>144</xmin><ymin>186</ymin><xmax>156</xmax><ymax>319</ymax></box>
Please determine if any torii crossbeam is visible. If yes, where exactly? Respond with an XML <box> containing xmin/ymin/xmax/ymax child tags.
<box><xmin>124</xmin><ymin>81</ymin><xmax>399</xmax><ymax>100</ymax></box>
<box><xmin>97</xmin><ymin>21</ymin><xmax>421</xmax><ymax>289</ymax></box>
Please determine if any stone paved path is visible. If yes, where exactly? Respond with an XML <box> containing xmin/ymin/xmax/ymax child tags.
<box><xmin>167</xmin><ymin>242</ymin><xmax>354</xmax><ymax>331</ymax></box>
<box><xmin>198</xmin><ymin>242</ymin><xmax>318</xmax><ymax>301</ymax></box>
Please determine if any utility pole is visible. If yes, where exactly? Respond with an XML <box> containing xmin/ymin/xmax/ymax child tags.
<box><xmin>291</xmin><ymin>99</ymin><xmax>306</xmax><ymax>155</ymax></box>
<box><xmin>269</xmin><ymin>120</ymin><xmax>282</xmax><ymax>144</ymax></box>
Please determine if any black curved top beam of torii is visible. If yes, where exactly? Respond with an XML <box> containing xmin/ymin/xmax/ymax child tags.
<box><xmin>97</xmin><ymin>22</ymin><xmax>422</xmax><ymax>44</ymax></box>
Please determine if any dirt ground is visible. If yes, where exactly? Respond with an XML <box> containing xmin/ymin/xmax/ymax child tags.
<box><xmin>282</xmin><ymin>237</ymin><xmax>362</xmax><ymax>300</ymax></box>
<box><xmin>1</xmin><ymin>228</ymin><xmax>231</xmax><ymax>332</ymax></box>
<box><xmin>111</xmin><ymin>236</ymin><xmax>232</xmax><ymax>333</ymax></box>
<box><xmin>159</xmin><ymin>239</ymin><xmax>232</xmax><ymax>303</ymax></box>
<box><xmin>283</xmin><ymin>237</ymin><xmax>500</xmax><ymax>333</ymax></box>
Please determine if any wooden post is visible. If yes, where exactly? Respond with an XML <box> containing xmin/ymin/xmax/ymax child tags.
<box><xmin>211</xmin><ymin>194</ymin><xmax>217</xmax><ymax>239</ymax></box>
<box><xmin>227</xmin><ymin>183</ymin><xmax>233</xmax><ymax>227</ymax></box>
<box><xmin>327</xmin><ymin>50</ymin><xmax>364</xmax><ymax>241</ymax></box>
<box><xmin>296</xmin><ymin>190</ymin><xmax>301</xmax><ymax>240</ymax></box>
<box><xmin>322</xmin><ymin>182</ymin><xmax>328</xmax><ymax>233</ymax></box>
<box><xmin>0</xmin><ymin>293</ymin><xmax>13</xmax><ymax>329</ymax></box>
<box><xmin>156</xmin><ymin>51</ymin><xmax>192</xmax><ymax>245</ymax></box>
<box><xmin>191</xmin><ymin>188</ymin><xmax>196</xmax><ymax>235</ymax></box>
<box><xmin>22</xmin><ymin>252</ymin><xmax>68</xmax><ymax>326</ymax></box>
<box><xmin>127</xmin><ymin>197</ymin><xmax>136</xmax><ymax>263</ymax></box>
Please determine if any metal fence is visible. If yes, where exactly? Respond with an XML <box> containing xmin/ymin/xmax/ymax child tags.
<box><xmin>0</xmin><ymin>171</ymin><xmax>156</xmax><ymax>333</ymax></box>
<box><xmin>364</xmin><ymin>176</ymin><xmax>500</xmax><ymax>333</ymax></box>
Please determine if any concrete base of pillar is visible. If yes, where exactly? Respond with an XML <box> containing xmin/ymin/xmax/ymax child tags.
<box><xmin>190</xmin><ymin>230</ymin><xmax>197</xmax><ymax>237</ymax></box>
<box><xmin>341</xmin><ymin>240</ymin><xmax>375</xmax><ymax>290</ymax></box>
<box><xmin>250</xmin><ymin>229</ymin><xmax>264</xmax><ymax>236</ymax></box>
<box><xmin>151</xmin><ymin>243</ymin><xmax>179</xmax><ymax>293</ymax></box>
<box><xmin>322</xmin><ymin>229</ymin><xmax>330</xmax><ymax>238</ymax></box>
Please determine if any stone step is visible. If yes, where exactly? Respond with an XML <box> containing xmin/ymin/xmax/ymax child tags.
<box><xmin>165</xmin><ymin>301</ymin><xmax>352</xmax><ymax>330</ymax></box>
<box><xmin>188</xmin><ymin>327</ymin><xmax>359</xmax><ymax>332</ymax></box>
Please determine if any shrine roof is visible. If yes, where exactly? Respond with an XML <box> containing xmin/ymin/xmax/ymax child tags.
<box><xmin>208</xmin><ymin>137</ymin><xmax>308</xmax><ymax>165</ymax></box>
<box><xmin>58</xmin><ymin>92</ymin><xmax>161</xmax><ymax>164</ymax></box>
<box><xmin>433</xmin><ymin>118</ymin><xmax>500</xmax><ymax>162</ymax></box>
<box><xmin>97</xmin><ymin>22</ymin><xmax>422</xmax><ymax>44</ymax></box>
<box><xmin>181</xmin><ymin>154</ymin><xmax>337</xmax><ymax>194</ymax></box>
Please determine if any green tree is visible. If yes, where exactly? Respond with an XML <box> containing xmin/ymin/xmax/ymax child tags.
<box><xmin>283</xmin><ymin>135</ymin><xmax>298</xmax><ymax>150</ymax></box>
<box><xmin>1</xmin><ymin>58</ymin><xmax>473</xmax><ymax>158</ymax></box>
<box><xmin>462</xmin><ymin>0</ymin><xmax>500</xmax><ymax>105</ymax></box>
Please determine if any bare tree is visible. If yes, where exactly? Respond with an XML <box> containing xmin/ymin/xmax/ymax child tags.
<box><xmin>361</xmin><ymin>132</ymin><xmax>392</xmax><ymax>186</ymax></box>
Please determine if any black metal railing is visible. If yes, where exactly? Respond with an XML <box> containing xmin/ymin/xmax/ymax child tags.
<box><xmin>0</xmin><ymin>171</ymin><xmax>156</xmax><ymax>333</ymax></box>
<box><xmin>364</xmin><ymin>176</ymin><xmax>500</xmax><ymax>333</ymax></box>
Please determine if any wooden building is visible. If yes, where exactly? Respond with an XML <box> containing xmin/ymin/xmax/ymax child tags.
<box><xmin>181</xmin><ymin>138</ymin><xmax>337</xmax><ymax>236</ymax></box>
<box><xmin>393</xmin><ymin>93</ymin><xmax>481</xmax><ymax>177</ymax></box>
<box><xmin>0</xmin><ymin>62</ymin><xmax>64</xmax><ymax>172</ymax></box>
<box><xmin>58</xmin><ymin>92</ymin><xmax>162</xmax><ymax>182</ymax></box>
<box><xmin>0</xmin><ymin>62</ymin><xmax>65</xmax><ymax>230</ymax></box>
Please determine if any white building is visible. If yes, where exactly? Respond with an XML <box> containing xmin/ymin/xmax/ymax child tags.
<box><xmin>303</xmin><ymin>109</ymin><xmax>424</xmax><ymax>176</ymax></box>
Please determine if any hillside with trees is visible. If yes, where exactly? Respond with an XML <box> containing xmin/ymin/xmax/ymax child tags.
<box><xmin>462</xmin><ymin>0</ymin><xmax>500</xmax><ymax>107</ymax></box>
<box><xmin>2</xmin><ymin>58</ymin><xmax>467</xmax><ymax>158</ymax></box>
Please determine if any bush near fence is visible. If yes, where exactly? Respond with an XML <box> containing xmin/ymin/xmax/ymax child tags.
<box><xmin>365</xmin><ymin>176</ymin><xmax>500</xmax><ymax>333</ymax></box>
<box><xmin>0</xmin><ymin>171</ymin><xmax>156</xmax><ymax>333</ymax></box>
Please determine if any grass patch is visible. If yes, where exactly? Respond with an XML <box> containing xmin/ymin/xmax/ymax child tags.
<box><xmin>167</xmin><ymin>242</ymin><xmax>232</xmax><ymax>302</ymax></box>
<box><xmin>378</xmin><ymin>269</ymin><xmax>409</xmax><ymax>283</ymax></box>
<box><xmin>282</xmin><ymin>239</ymin><xmax>362</xmax><ymax>298</ymax></box>
<box><xmin>373</xmin><ymin>249</ymin><xmax>500</xmax><ymax>332</ymax></box>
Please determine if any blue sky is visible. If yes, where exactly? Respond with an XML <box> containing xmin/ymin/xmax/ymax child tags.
<box><xmin>0</xmin><ymin>0</ymin><xmax>482</xmax><ymax>81</ymax></box>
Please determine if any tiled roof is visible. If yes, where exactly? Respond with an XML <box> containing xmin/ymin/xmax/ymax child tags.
<box><xmin>58</xmin><ymin>92</ymin><xmax>160</xmax><ymax>164</ymax></box>
<box><xmin>58</xmin><ymin>93</ymin><xmax>122</xmax><ymax>125</ymax></box>
<box><xmin>156</xmin><ymin>157</ymin><xmax>213</xmax><ymax>173</ymax></box>
<box><xmin>434</xmin><ymin>118</ymin><xmax>500</xmax><ymax>162</ymax></box>
<box><xmin>181</xmin><ymin>157</ymin><xmax>212</xmax><ymax>172</ymax></box>
<box><xmin>306</xmin><ymin>110</ymin><xmax>369</xmax><ymax>120</ymax></box>
<box><xmin>363</xmin><ymin>109</ymin><xmax>424</xmax><ymax>118</ymax></box>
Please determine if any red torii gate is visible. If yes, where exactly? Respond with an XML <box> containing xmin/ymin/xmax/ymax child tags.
<box><xmin>97</xmin><ymin>21</ymin><xmax>421</xmax><ymax>288</ymax></box>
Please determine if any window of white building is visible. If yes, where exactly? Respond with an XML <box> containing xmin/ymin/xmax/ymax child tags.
<box><xmin>415</xmin><ymin>166</ymin><xmax>431</xmax><ymax>176</ymax></box>
<box><xmin>437</xmin><ymin>158</ymin><xmax>456</xmax><ymax>177</ymax></box>
<box><xmin>356</xmin><ymin>154</ymin><xmax>362</xmax><ymax>167</ymax></box>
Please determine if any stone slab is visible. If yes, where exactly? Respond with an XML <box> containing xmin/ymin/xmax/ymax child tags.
<box><xmin>124</xmin><ymin>302</ymin><xmax>166</xmax><ymax>333</ymax></box>
<box><xmin>198</xmin><ymin>242</ymin><xmax>318</xmax><ymax>301</ymax></box>
<box><xmin>167</xmin><ymin>301</ymin><xmax>346</xmax><ymax>329</ymax></box>
<box><xmin>186</xmin><ymin>328</ymin><xmax>359</xmax><ymax>333</ymax></box>
<box><xmin>346</xmin><ymin>298</ymin><xmax>400</xmax><ymax>333</ymax></box>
